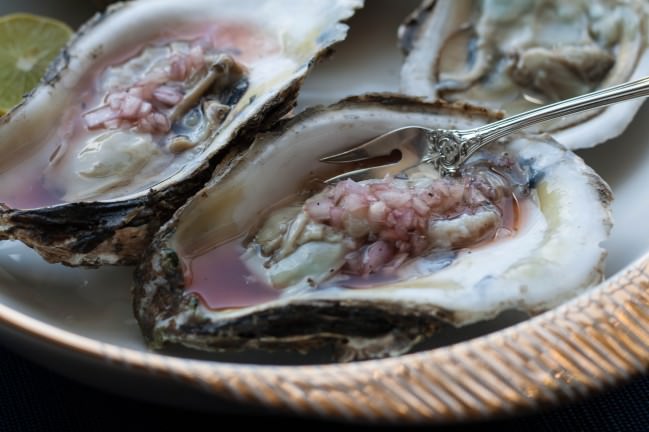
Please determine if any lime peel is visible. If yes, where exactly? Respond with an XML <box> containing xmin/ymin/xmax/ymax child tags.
<box><xmin>0</xmin><ymin>13</ymin><xmax>73</xmax><ymax>115</ymax></box>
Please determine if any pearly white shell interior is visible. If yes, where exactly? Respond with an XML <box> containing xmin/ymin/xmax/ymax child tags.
<box><xmin>169</xmin><ymin>102</ymin><xmax>610</xmax><ymax>324</ymax></box>
<box><xmin>0</xmin><ymin>0</ymin><xmax>362</xmax><ymax>204</ymax></box>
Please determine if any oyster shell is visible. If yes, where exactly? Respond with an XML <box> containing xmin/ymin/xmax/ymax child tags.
<box><xmin>0</xmin><ymin>0</ymin><xmax>362</xmax><ymax>266</ymax></box>
<box><xmin>399</xmin><ymin>0</ymin><xmax>649</xmax><ymax>149</ymax></box>
<box><xmin>134</xmin><ymin>95</ymin><xmax>612</xmax><ymax>360</ymax></box>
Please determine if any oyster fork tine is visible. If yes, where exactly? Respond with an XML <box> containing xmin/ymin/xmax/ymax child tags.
<box><xmin>320</xmin><ymin>126</ymin><xmax>428</xmax><ymax>163</ymax></box>
<box><xmin>321</xmin><ymin>127</ymin><xmax>434</xmax><ymax>183</ymax></box>
<box><xmin>320</xmin><ymin>75</ymin><xmax>649</xmax><ymax>181</ymax></box>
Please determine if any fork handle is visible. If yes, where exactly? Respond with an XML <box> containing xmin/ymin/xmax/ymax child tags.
<box><xmin>430</xmin><ymin>76</ymin><xmax>649</xmax><ymax>175</ymax></box>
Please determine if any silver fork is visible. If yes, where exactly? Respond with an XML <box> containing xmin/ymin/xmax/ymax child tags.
<box><xmin>321</xmin><ymin>76</ymin><xmax>649</xmax><ymax>182</ymax></box>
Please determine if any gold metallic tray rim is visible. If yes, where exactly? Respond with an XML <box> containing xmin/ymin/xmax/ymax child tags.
<box><xmin>2</xmin><ymin>250</ymin><xmax>649</xmax><ymax>423</ymax></box>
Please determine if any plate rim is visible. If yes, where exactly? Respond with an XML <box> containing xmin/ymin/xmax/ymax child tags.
<box><xmin>2</xmin><ymin>250</ymin><xmax>648</xmax><ymax>423</ymax></box>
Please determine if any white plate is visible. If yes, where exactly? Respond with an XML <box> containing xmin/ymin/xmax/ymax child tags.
<box><xmin>1</xmin><ymin>0</ymin><xmax>649</xmax><ymax>414</ymax></box>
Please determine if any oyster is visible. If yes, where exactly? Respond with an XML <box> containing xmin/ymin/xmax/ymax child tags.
<box><xmin>134</xmin><ymin>95</ymin><xmax>612</xmax><ymax>360</ymax></box>
<box><xmin>0</xmin><ymin>0</ymin><xmax>362</xmax><ymax>266</ymax></box>
<box><xmin>399</xmin><ymin>0</ymin><xmax>649</xmax><ymax>149</ymax></box>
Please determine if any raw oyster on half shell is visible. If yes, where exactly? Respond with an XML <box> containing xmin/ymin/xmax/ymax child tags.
<box><xmin>134</xmin><ymin>95</ymin><xmax>612</xmax><ymax>360</ymax></box>
<box><xmin>0</xmin><ymin>0</ymin><xmax>362</xmax><ymax>266</ymax></box>
<box><xmin>400</xmin><ymin>0</ymin><xmax>649</xmax><ymax>149</ymax></box>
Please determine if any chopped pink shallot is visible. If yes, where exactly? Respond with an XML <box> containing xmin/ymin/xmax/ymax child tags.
<box><xmin>82</xmin><ymin>105</ymin><xmax>118</xmax><ymax>130</ymax></box>
<box><xmin>153</xmin><ymin>85</ymin><xmax>184</xmax><ymax>106</ymax></box>
<box><xmin>82</xmin><ymin>45</ymin><xmax>207</xmax><ymax>134</ymax></box>
<box><xmin>304</xmin><ymin>176</ymin><xmax>503</xmax><ymax>275</ymax></box>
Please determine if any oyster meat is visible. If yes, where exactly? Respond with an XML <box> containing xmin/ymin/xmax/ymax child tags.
<box><xmin>134</xmin><ymin>95</ymin><xmax>612</xmax><ymax>360</ymax></box>
<box><xmin>400</xmin><ymin>0</ymin><xmax>649</xmax><ymax>148</ymax></box>
<box><xmin>0</xmin><ymin>0</ymin><xmax>362</xmax><ymax>266</ymax></box>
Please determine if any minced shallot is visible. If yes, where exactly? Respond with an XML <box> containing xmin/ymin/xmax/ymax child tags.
<box><xmin>303</xmin><ymin>175</ymin><xmax>506</xmax><ymax>275</ymax></box>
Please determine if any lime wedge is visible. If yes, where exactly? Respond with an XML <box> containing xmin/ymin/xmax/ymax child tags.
<box><xmin>0</xmin><ymin>13</ymin><xmax>73</xmax><ymax>115</ymax></box>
